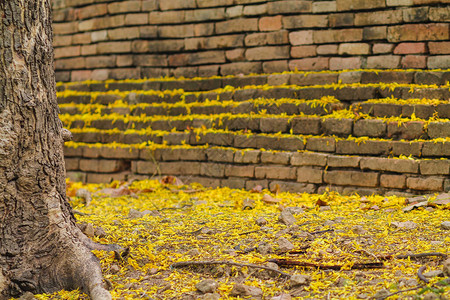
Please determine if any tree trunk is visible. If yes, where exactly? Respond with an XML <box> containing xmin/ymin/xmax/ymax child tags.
<box><xmin>0</xmin><ymin>1</ymin><xmax>111</xmax><ymax>299</ymax></box>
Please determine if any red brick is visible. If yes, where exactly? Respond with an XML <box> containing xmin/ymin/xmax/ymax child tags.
<box><xmin>245</xmin><ymin>31</ymin><xmax>289</xmax><ymax>46</ymax></box>
<box><xmin>289</xmin><ymin>30</ymin><xmax>313</xmax><ymax>45</ymax></box>
<box><xmin>388</xmin><ymin>24</ymin><xmax>449</xmax><ymax>42</ymax></box>
<box><xmin>107</xmin><ymin>1</ymin><xmax>141</xmax><ymax>14</ymax></box>
<box><xmin>78</xmin><ymin>4</ymin><xmax>107</xmax><ymax>20</ymax></box>
<box><xmin>225</xmin><ymin>165</ymin><xmax>254</xmax><ymax>178</ymax></box>
<box><xmin>149</xmin><ymin>11</ymin><xmax>185</xmax><ymax>25</ymax></box>
<box><xmin>297</xmin><ymin>167</ymin><xmax>323</xmax><ymax>184</ymax></box>
<box><xmin>429</xmin><ymin>42</ymin><xmax>450</xmax><ymax>54</ymax></box>
<box><xmin>72</xmin><ymin>33</ymin><xmax>91</xmax><ymax>45</ymax></box>
<box><xmin>338</xmin><ymin>43</ymin><xmax>370</xmax><ymax>55</ymax></box>
<box><xmin>289</xmin><ymin>57</ymin><xmax>329</xmax><ymax>71</ymax></box>
<box><xmin>255</xmin><ymin>166</ymin><xmax>296</xmax><ymax>180</ymax></box>
<box><xmin>314</xmin><ymin>28</ymin><xmax>363</xmax><ymax>43</ymax></box>
<box><xmin>259</xmin><ymin>15</ymin><xmax>282</xmax><ymax>31</ymax></box>
<box><xmin>401</xmin><ymin>55</ymin><xmax>427</xmax><ymax>69</ymax></box>
<box><xmin>373</xmin><ymin>43</ymin><xmax>394</xmax><ymax>54</ymax></box>
<box><xmin>380</xmin><ymin>174</ymin><xmax>406</xmax><ymax>189</ymax></box>
<box><xmin>291</xmin><ymin>46</ymin><xmax>316</xmax><ymax>58</ymax></box>
<box><xmin>407</xmin><ymin>177</ymin><xmax>444</xmax><ymax>191</ymax></box>
<box><xmin>367</xmin><ymin>55</ymin><xmax>401</xmax><ymax>69</ymax></box>
<box><xmin>283</xmin><ymin>15</ymin><xmax>328</xmax><ymax>29</ymax></box>
<box><xmin>194</xmin><ymin>23</ymin><xmax>215</xmax><ymax>36</ymax></box>
<box><xmin>216</xmin><ymin>18</ymin><xmax>258</xmax><ymax>34</ymax></box>
<box><xmin>317</xmin><ymin>45</ymin><xmax>338</xmax><ymax>55</ymax></box>
<box><xmin>246</xmin><ymin>46</ymin><xmax>290</xmax><ymax>61</ymax></box>
<box><xmin>267</xmin><ymin>1</ymin><xmax>312</xmax><ymax>14</ymax></box>
<box><xmin>159</xmin><ymin>0</ymin><xmax>195</xmax><ymax>10</ymax></box>
<box><xmin>53</xmin><ymin>22</ymin><xmax>78</xmax><ymax>35</ymax></box>
<box><xmin>329</xmin><ymin>57</ymin><xmax>362</xmax><ymax>70</ymax></box>
<box><xmin>355</xmin><ymin>10</ymin><xmax>401</xmax><ymax>26</ymax></box>
<box><xmin>56</xmin><ymin>57</ymin><xmax>86</xmax><ymax>70</ymax></box>
<box><xmin>187</xmin><ymin>51</ymin><xmax>226</xmax><ymax>65</ymax></box>
<box><xmin>394</xmin><ymin>42</ymin><xmax>426</xmax><ymax>54</ymax></box>
<box><xmin>325</xmin><ymin>170</ymin><xmax>379</xmax><ymax>187</ymax></box>
<box><xmin>132</xmin><ymin>40</ymin><xmax>184</xmax><ymax>53</ymax></box>
<box><xmin>54</xmin><ymin>46</ymin><xmax>81</xmax><ymax>59</ymax></box>
<box><xmin>226</xmin><ymin>48</ymin><xmax>245</xmax><ymax>62</ymax></box>
<box><xmin>337</xmin><ymin>0</ymin><xmax>386</xmax><ymax>11</ymax></box>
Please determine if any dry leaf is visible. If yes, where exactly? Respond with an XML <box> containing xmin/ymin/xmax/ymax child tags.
<box><xmin>250</xmin><ymin>185</ymin><xmax>263</xmax><ymax>193</ymax></box>
<box><xmin>262</xmin><ymin>194</ymin><xmax>280</xmax><ymax>203</ymax></box>
<box><xmin>316</xmin><ymin>199</ymin><xmax>328</xmax><ymax>207</ymax></box>
<box><xmin>161</xmin><ymin>176</ymin><xmax>184</xmax><ymax>186</ymax></box>
<box><xmin>271</xmin><ymin>184</ymin><xmax>281</xmax><ymax>194</ymax></box>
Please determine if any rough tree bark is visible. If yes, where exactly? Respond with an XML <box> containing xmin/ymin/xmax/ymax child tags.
<box><xmin>0</xmin><ymin>1</ymin><xmax>114</xmax><ymax>299</ymax></box>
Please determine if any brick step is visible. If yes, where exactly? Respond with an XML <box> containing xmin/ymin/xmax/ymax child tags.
<box><xmin>57</xmin><ymin>70</ymin><xmax>450</xmax><ymax>93</ymax></box>
<box><xmin>57</xmin><ymin>83</ymin><xmax>450</xmax><ymax>105</ymax></box>
<box><xmin>63</xmin><ymin>111</ymin><xmax>450</xmax><ymax>140</ymax></box>
<box><xmin>59</xmin><ymin>98</ymin><xmax>343</xmax><ymax>117</ymax></box>
<box><xmin>64</xmin><ymin>143</ymin><xmax>450</xmax><ymax>194</ymax></box>
<box><xmin>68</xmin><ymin>128</ymin><xmax>450</xmax><ymax>158</ymax></box>
<box><xmin>356</xmin><ymin>101</ymin><xmax>450</xmax><ymax>119</ymax></box>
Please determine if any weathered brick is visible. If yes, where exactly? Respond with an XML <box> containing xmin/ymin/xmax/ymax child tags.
<box><xmin>420</xmin><ymin>160</ymin><xmax>450</xmax><ymax>175</ymax></box>
<box><xmin>313</xmin><ymin>1</ymin><xmax>337</xmax><ymax>13</ymax></box>
<box><xmin>386</xmin><ymin>121</ymin><xmax>425</xmax><ymax>140</ymax></box>
<box><xmin>78</xmin><ymin>3</ymin><xmax>107</xmax><ymax>19</ymax></box>
<box><xmin>142</xmin><ymin>0</ymin><xmax>157</xmax><ymax>11</ymax></box>
<box><xmin>160</xmin><ymin>0</ymin><xmax>195</xmax><ymax>10</ymax></box>
<box><xmin>291</xmin><ymin>45</ymin><xmax>316</xmax><ymax>58</ymax></box>
<box><xmin>197</xmin><ymin>0</ymin><xmax>234</xmax><ymax>7</ymax></box>
<box><xmin>160</xmin><ymin>162</ymin><xmax>201</xmax><ymax>175</ymax></box>
<box><xmin>329</xmin><ymin>13</ymin><xmax>354</xmax><ymax>27</ymax></box>
<box><xmin>226</xmin><ymin>48</ymin><xmax>245</xmax><ymax>61</ymax></box>
<box><xmin>387</xmin><ymin>0</ymin><xmax>413</xmax><ymax>5</ymax></box>
<box><xmin>245</xmin><ymin>31</ymin><xmax>289</xmax><ymax>46</ymax></box>
<box><xmin>149</xmin><ymin>11</ymin><xmax>185</xmax><ymax>25</ymax></box>
<box><xmin>305</xmin><ymin>137</ymin><xmax>336</xmax><ymax>152</ymax></box>
<box><xmin>234</xmin><ymin>150</ymin><xmax>260</xmax><ymax>164</ymax></box>
<box><xmin>225</xmin><ymin>165</ymin><xmax>254</xmax><ymax>178</ymax></box>
<box><xmin>270</xmin><ymin>181</ymin><xmax>316</xmax><ymax>194</ymax></box>
<box><xmin>267</xmin><ymin>1</ymin><xmax>312</xmax><ymax>14</ymax></box>
<box><xmin>429</xmin><ymin>42</ymin><xmax>450</xmax><ymax>54</ymax></box>
<box><xmin>324</xmin><ymin>170</ymin><xmax>379</xmax><ymax>187</ymax></box>
<box><xmin>188</xmin><ymin>51</ymin><xmax>226</xmax><ymax>65</ymax></box>
<box><xmin>353</xmin><ymin>119</ymin><xmax>386</xmax><ymax>137</ymax></box>
<box><xmin>194</xmin><ymin>23</ymin><xmax>215</xmax><ymax>36</ymax></box>
<box><xmin>125</xmin><ymin>13</ymin><xmax>148</xmax><ymax>26</ymax></box>
<box><xmin>65</xmin><ymin>158</ymin><xmax>79</xmax><ymax>171</ymax></box>
<box><xmin>158</xmin><ymin>25</ymin><xmax>194</xmax><ymax>38</ymax></box>
<box><xmin>185</xmin><ymin>8</ymin><xmax>226</xmax><ymax>22</ymax></box>
<box><xmin>226</xmin><ymin>5</ymin><xmax>243</xmax><ymax>18</ymax></box>
<box><xmin>86</xmin><ymin>56</ymin><xmax>116</xmax><ymax>68</ymax></box>
<box><xmin>289</xmin><ymin>57</ymin><xmax>329</xmax><ymax>71</ymax></box>
<box><xmin>314</xmin><ymin>28</ymin><xmax>363</xmax><ymax>43</ymax></box>
<box><xmin>97</xmin><ymin>41</ymin><xmax>131</xmax><ymax>54</ymax></box>
<box><xmin>392</xmin><ymin>141</ymin><xmax>422</xmax><ymax>157</ymax></box>
<box><xmin>246</xmin><ymin>46</ymin><xmax>290</xmax><ymax>61</ymax></box>
<box><xmin>255</xmin><ymin>166</ymin><xmax>296</xmax><ymax>180</ymax></box>
<box><xmin>360</xmin><ymin>157</ymin><xmax>419</xmax><ymax>173</ymax></box>
<box><xmin>87</xmin><ymin>172</ymin><xmax>129</xmax><ymax>184</ymax></box>
<box><xmin>367</xmin><ymin>55</ymin><xmax>401</xmax><ymax>69</ymax></box>
<box><xmin>428</xmin><ymin>56</ymin><xmax>450</xmax><ymax>69</ymax></box>
<box><xmin>380</xmin><ymin>174</ymin><xmax>406</xmax><ymax>189</ymax></box>
<box><xmin>53</xmin><ymin>22</ymin><xmax>78</xmax><ymax>35</ymax></box>
<box><xmin>322</xmin><ymin>118</ymin><xmax>353</xmax><ymax>136</ymax></box>
<box><xmin>216</xmin><ymin>18</ymin><xmax>258</xmax><ymax>34</ymax></box>
<box><xmin>200</xmin><ymin>163</ymin><xmax>225</xmax><ymax>178</ymax></box>
<box><xmin>107</xmin><ymin>1</ymin><xmax>140</xmax><ymax>14</ymax></box>
<box><xmin>289</xmin><ymin>30</ymin><xmax>314</xmax><ymax>45</ymax></box>
<box><xmin>388</xmin><ymin>24</ymin><xmax>449</xmax><ymax>42</ymax></box>
<box><xmin>186</xmin><ymin>35</ymin><xmax>244</xmax><ymax>50</ymax></box>
<box><xmin>429</xmin><ymin>6</ymin><xmax>450</xmax><ymax>22</ymax></box>
<box><xmin>336</xmin><ymin>140</ymin><xmax>390</xmax><ymax>156</ymax></box>
<box><xmin>407</xmin><ymin>177</ymin><xmax>444</xmax><ymax>191</ymax></box>
<box><xmin>327</xmin><ymin>155</ymin><xmax>360</xmax><ymax>168</ymax></box>
<box><xmin>221</xmin><ymin>177</ymin><xmax>245</xmax><ymax>189</ymax></box>
<box><xmin>373</xmin><ymin>43</ymin><xmax>394</xmax><ymax>54</ymax></box>
<box><xmin>427</xmin><ymin>122</ymin><xmax>450</xmax><ymax>139</ymax></box>
<box><xmin>243</xmin><ymin>4</ymin><xmax>267</xmax><ymax>16</ymax></box>
<box><xmin>338</xmin><ymin>43</ymin><xmax>370</xmax><ymax>55</ymax></box>
<box><xmin>54</xmin><ymin>35</ymin><xmax>73</xmax><ymax>47</ymax></box>
<box><xmin>207</xmin><ymin>148</ymin><xmax>234</xmax><ymax>162</ymax></box>
<box><xmin>283</xmin><ymin>15</ymin><xmax>328</xmax><ymax>29</ymax></box>
<box><xmin>80</xmin><ymin>159</ymin><xmax>125</xmax><ymax>173</ymax></box>
<box><xmin>291</xmin><ymin>118</ymin><xmax>321</xmax><ymax>135</ymax></box>
<box><xmin>220</xmin><ymin>62</ymin><xmax>262</xmax><ymax>75</ymax></box>
<box><xmin>329</xmin><ymin>57</ymin><xmax>362</xmax><ymax>70</ymax></box>
<box><xmin>259</xmin><ymin>15</ymin><xmax>282</xmax><ymax>31</ymax></box>
<box><xmin>260</xmin><ymin>151</ymin><xmax>291</xmax><ymax>164</ymax></box>
<box><xmin>297</xmin><ymin>167</ymin><xmax>323</xmax><ymax>183</ymax></box>
<box><xmin>79</xmin><ymin>15</ymin><xmax>125</xmax><ymax>32</ymax></box>
<box><xmin>354</xmin><ymin>10</ymin><xmax>402</xmax><ymax>26</ymax></box>
<box><xmin>403</xmin><ymin>7</ymin><xmax>429</xmax><ymax>23</ymax></box>
<box><xmin>291</xmin><ymin>152</ymin><xmax>328</xmax><ymax>167</ymax></box>
<box><xmin>337</xmin><ymin>0</ymin><xmax>386</xmax><ymax>11</ymax></box>
<box><xmin>56</xmin><ymin>57</ymin><xmax>86</xmax><ymax>70</ymax></box>
<box><xmin>55</xmin><ymin>46</ymin><xmax>81</xmax><ymax>59</ymax></box>
<box><xmin>363</xmin><ymin>26</ymin><xmax>387</xmax><ymax>40</ymax></box>
<box><xmin>317</xmin><ymin>44</ymin><xmax>338</xmax><ymax>55</ymax></box>
<box><xmin>108</xmin><ymin>27</ymin><xmax>140</xmax><ymax>40</ymax></box>
<box><xmin>394</xmin><ymin>42</ymin><xmax>426</xmax><ymax>54</ymax></box>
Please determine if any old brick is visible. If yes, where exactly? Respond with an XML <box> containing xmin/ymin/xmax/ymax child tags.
<box><xmin>429</xmin><ymin>6</ymin><xmax>450</xmax><ymax>22</ymax></box>
<box><xmin>53</xmin><ymin>22</ymin><xmax>78</xmax><ymax>35</ymax></box>
<box><xmin>429</xmin><ymin>42</ymin><xmax>450</xmax><ymax>54</ymax></box>
<box><xmin>125</xmin><ymin>13</ymin><xmax>148</xmax><ymax>25</ymax></box>
<box><xmin>363</xmin><ymin>26</ymin><xmax>387</xmax><ymax>40</ymax></box>
<box><xmin>72</xmin><ymin>33</ymin><xmax>91</xmax><ymax>45</ymax></box>
<box><xmin>367</xmin><ymin>55</ymin><xmax>401</xmax><ymax>69</ymax></box>
<box><xmin>353</xmin><ymin>119</ymin><xmax>386</xmax><ymax>137</ymax></box>
<box><xmin>207</xmin><ymin>148</ymin><xmax>234</xmax><ymax>162</ymax></box>
<box><xmin>216</xmin><ymin>18</ymin><xmax>258</xmax><ymax>34</ymax></box>
<box><xmin>158</xmin><ymin>25</ymin><xmax>194</xmax><ymax>38</ymax></box>
<box><xmin>194</xmin><ymin>23</ymin><xmax>215</xmax><ymax>36</ymax></box>
<box><xmin>283</xmin><ymin>15</ymin><xmax>328</xmax><ymax>29</ymax></box>
<box><xmin>226</xmin><ymin>48</ymin><xmax>245</xmax><ymax>61</ymax></box>
<box><xmin>107</xmin><ymin>1</ymin><xmax>140</xmax><ymax>14</ymax></box>
<box><xmin>260</xmin><ymin>151</ymin><xmax>291</xmax><ymax>164</ymax></box>
<box><xmin>324</xmin><ymin>170</ymin><xmax>379</xmax><ymax>187</ymax></box>
<box><xmin>428</xmin><ymin>56</ymin><xmax>450</xmax><ymax>69</ymax></box>
<box><xmin>65</xmin><ymin>158</ymin><xmax>79</xmax><ymax>171</ymax></box>
<box><xmin>373</xmin><ymin>43</ymin><xmax>394</xmax><ymax>54</ymax></box>
<box><xmin>186</xmin><ymin>35</ymin><xmax>244</xmax><ymax>50</ymax></box>
<box><xmin>327</xmin><ymin>155</ymin><xmax>360</xmax><ymax>168</ymax></box>
<box><xmin>360</xmin><ymin>157</ymin><xmax>419</xmax><ymax>173</ymax></box>
<box><xmin>305</xmin><ymin>137</ymin><xmax>336</xmax><ymax>152</ymax></box>
<box><xmin>78</xmin><ymin>4</ymin><xmax>107</xmax><ymax>19</ymax></box>
<box><xmin>86</xmin><ymin>56</ymin><xmax>116</xmax><ymax>68</ymax></box>
<box><xmin>291</xmin><ymin>152</ymin><xmax>328</xmax><ymax>167</ymax></box>
<box><xmin>225</xmin><ymin>165</ymin><xmax>254</xmax><ymax>178</ymax></box>
<box><xmin>220</xmin><ymin>62</ymin><xmax>262</xmax><ymax>75</ymax></box>
<box><xmin>297</xmin><ymin>167</ymin><xmax>323</xmax><ymax>183</ymax></box>
<box><xmin>336</xmin><ymin>140</ymin><xmax>390</xmax><ymax>156</ymax></box>
<box><xmin>403</xmin><ymin>7</ymin><xmax>429</xmax><ymax>23</ymax></box>
<box><xmin>337</xmin><ymin>0</ymin><xmax>386</xmax><ymax>11</ymax></box>
<box><xmin>226</xmin><ymin>5</ymin><xmax>243</xmax><ymax>18</ymax></box>
<box><xmin>160</xmin><ymin>162</ymin><xmax>201</xmax><ymax>175</ymax></box>
<box><xmin>313</xmin><ymin>1</ymin><xmax>337</xmax><ymax>12</ymax></box>
<box><xmin>270</xmin><ymin>181</ymin><xmax>316</xmax><ymax>193</ymax></box>
<box><xmin>80</xmin><ymin>159</ymin><xmax>125</xmax><ymax>173</ymax></box>
<box><xmin>314</xmin><ymin>28</ymin><xmax>363</xmax><ymax>43</ymax></box>
<box><xmin>160</xmin><ymin>0</ymin><xmax>195</xmax><ymax>10</ymax></box>
<box><xmin>55</xmin><ymin>46</ymin><xmax>81</xmax><ymax>59</ymax></box>
<box><xmin>246</xmin><ymin>46</ymin><xmax>290</xmax><ymax>61</ymax></box>
<box><xmin>220</xmin><ymin>177</ymin><xmax>245</xmax><ymax>189</ymax></box>
<box><xmin>234</xmin><ymin>150</ymin><xmax>260</xmax><ymax>164</ymax></box>
<box><xmin>185</xmin><ymin>8</ymin><xmax>226</xmax><ymax>22</ymax></box>
<box><xmin>259</xmin><ymin>15</ymin><xmax>282</xmax><ymax>31</ymax></box>
<box><xmin>322</xmin><ymin>118</ymin><xmax>353</xmax><ymax>136</ymax></box>
<box><xmin>291</xmin><ymin>45</ymin><xmax>316</xmax><ymax>58</ymax></box>
<box><xmin>387</xmin><ymin>121</ymin><xmax>425</xmax><ymax>140</ymax></box>
<box><xmin>291</xmin><ymin>118</ymin><xmax>321</xmax><ymax>135</ymax></box>
<box><xmin>108</xmin><ymin>27</ymin><xmax>140</xmax><ymax>41</ymax></box>
<box><xmin>243</xmin><ymin>4</ymin><xmax>267</xmax><ymax>16</ymax></box>
<box><xmin>420</xmin><ymin>160</ymin><xmax>450</xmax><ymax>175</ymax></box>
<box><xmin>329</xmin><ymin>57</ymin><xmax>362</xmax><ymax>70</ymax></box>
<box><xmin>394</xmin><ymin>42</ymin><xmax>426</xmax><ymax>54</ymax></box>
<box><xmin>149</xmin><ymin>11</ymin><xmax>185</xmax><ymax>24</ymax></box>
<box><xmin>392</xmin><ymin>141</ymin><xmax>423</xmax><ymax>157</ymax></box>
<box><xmin>402</xmin><ymin>55</ymin><xmax>427</xmax><ymax>68</ymax></box>
<box><xmin>388</xmin><ymin>24</ymin><xmax>449</xmax><ymax>42</ymax></box>
<box><xmin>427</xmin><ymin>122</ymin><xmax>450</xmax><ymax>139</ymax></box>
<box><xmin>245</xmin><ymin>31</ymin><xmax>289</xmax><ymax>46</ymax></box>
<box><xmin>387</xmin><ymin>0</ymin><xmax>413</xmax><ymax>5</ymax></box>
<box><xmin>70</xmin><ymin>70</ymin><xmax>91</xmax><ymax>81</ymax></box>
<box><xmin>289</xmin><ymin>31</ymin><xmax>314</xmax><ymax>45</ymax></box>
<box><xmin>329</xmin><ymin>13</ymin><xmax>354</xmax><ymax>27</ymax></box>
<box><xmin>255</xmin><ymin>166</ymin><xmax>296</xmax><ymax>180</ymax></box>
<box><xmin>407</xmin><ymin>177</ymin><xmax>444</xmax><ymax>191</ymax></box>
<box><xmin>142</xmin><ymin>0</ymin><xmax>157</xmax><ymax>11</ymax></box>
<box><xmin>197</xmin><ymin>0</ymin><xmax>234</xmax><ymax>7</ymax></box>
<box><xmin>338</xmin><ymin>43</ymin><xmax>370</xmax><ymax>55</ymax></box>
<box><xmin>87</xmin><ymin>172</ymin><xmax>129</xmax><ymax>184</ymax></box>
<box><xmin>188</xmin><ymin>51</ymin><xmax>226</xmax><ymax>65</ymax></box>
<box><xmin>380</xmin><ymin>174</ymin><xmax>406</xmax><ymax>189</ymax></box>
<box><xmin>355</xmin><ymin>10</ymin><xmax>402</xmax><ymax>26</ymax></box>
<box><xmin>289</xmin><ymin>57</ymin><xmax>329</xmax><ymax>71</ymax></box>
<box><xmin>317</xmin><ymin>44</ymin><xmax>338</xmax><ymax>55</ymax></box>
<box><xmin>56</xmin><ymin>57</ymin><xmax>86</xmax><ymax>70</ymax></box>
<box><xmin>200</xmin><ymin>163</ymin><xmax>225</xmax><ymax>178</ymax></box>
<box><xmin>267</xmin><ymin>1</ymin><xmax>312</xmax><ymax>14</ymax></box>
<box><xmin>54</xmin><ymin>35</ymin><xmax>73</xmax><ymax>47</ymax></box>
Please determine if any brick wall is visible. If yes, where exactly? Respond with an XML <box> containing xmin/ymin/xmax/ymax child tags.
<box><xmin>52</xmin><ymin>0</ymin><xmax>450</xmax><ymax>81</ymax></box>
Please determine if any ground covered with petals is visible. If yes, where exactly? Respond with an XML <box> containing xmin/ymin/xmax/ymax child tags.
<box><xmin>34</xmin><ymin>179</ymin><xmax>449</xmax><ymax>300</ymax></box>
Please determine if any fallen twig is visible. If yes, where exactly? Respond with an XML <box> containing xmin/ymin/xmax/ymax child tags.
<box><xmin>418</xmin><ymin>265</ymin><xmax>429</xmax><ymax>284</ymax></box>
<box><xmin>239</xmin><ymin>230</ymin><xmax>261</xmax><ymax>236</ymax></box>
<box><xmin>170</xmin><ymin>260</ymin><xmax>291</xmax><ymax>278</ymax></box>
<box><xmin>310</xmin><ymin>229</ymin><xmax>334</xmax><ymax>235</ymax></box>
<box><xmin>375</xmin><ymin>286</ymin><xmax>422</xmax><ymax>300</ymax></box>
<box><xmin>377</xmin><ymin>252</ymin><xmax>448</xmax><ymax>261</ymax></box>
<box><xmin>268</xmin><ymin>259</ymin><xmax>384</xmax><ymax>270</ymax></box>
